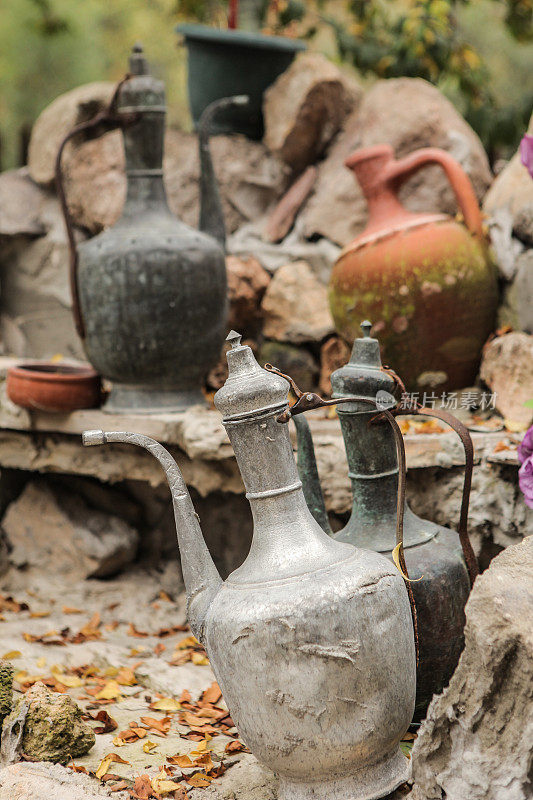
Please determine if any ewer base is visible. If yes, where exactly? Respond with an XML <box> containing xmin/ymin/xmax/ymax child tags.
<box><xmin>103</xmin><ymin>382</ymin><xmax>207</xmax><ymax>414</ymax></box>
<box><xmin>278</xmin><ymin>747</ymin><xmax>410</xmax><ymax>800</ymax></box>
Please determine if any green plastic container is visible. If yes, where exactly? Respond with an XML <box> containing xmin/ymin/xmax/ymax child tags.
<box><xmin>176</xmin><ymin>24</ymin><xmax>306</xmax><ymax>139</ymax></box>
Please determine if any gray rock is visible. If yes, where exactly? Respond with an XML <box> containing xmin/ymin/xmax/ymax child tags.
<box><xmin>301</xmin><ymin>77</ymin><xmax>492</xmax><ymax>246</ymax></box>
<box><xmin>408</xmin><ymin>536</ymin><xmax>533</xmax><ymax>800</ymax></box>
<box><xmin>2</xmin><ymin>480</ymin><xmax>139</xmax><ymax>579</ymax></box>
<box><xmin>483</xmin><ymin>110</ymin><xmax>533</xmax><ymax>234</ymax></box>
<box><xmin>260</xmin><ymin>260</ymin><xmax>334</xmax><ymax>343</ymax></box>
<box><xmin>498</xmin><ymin>249</ymin><xmax>533</xmax><ymax>333</ymax></box>
<box><xmin>227</xmin><ymin>218</ymin><xmax>341</xmax><ymax>284</ymax></box>
<box><xmin>263</xmin><ymin>53</ymin><xmax>362</xmax><ymax>172</ymax></box>
<box><xmin>487</xmin><ymin>207</ymin><xmax>525</xmax><ymax>281</ymax></box>
<box><xmin>258</xmin><ymin>341</ymin><xmax>319</xmax><ymax>393</ymax></box>
<box><xmin>28</xmin><ymin>82</ymin><xmax>115</xmax><ymax>186</ymax></box>
<box><xmin>62</xmin><ymin>128</ymin><xmax>289</xmax><ymax>236</ymax></box>
<box><xmin>0</xmin><ymin>170</ymin><xmax>47</xmax><ymax>238</ymax></box>
<box><xmin>0</xmin><ymin>762</ymin><xmax>120</xmax><ymax>800</ymax></box>
<box><xmin>513</xmin><ymin>203</ymin><xmax>533</xmax><ymax>246</ymax></box>
<box><xmin>480</xmin><ymin>332</ymin><xmax>533</xmax><ymax>425</ymax></box>
<box><xmin>0</xmin><ymin>192</ymin><xmax>85</xmax><ymax>360</ymax></box>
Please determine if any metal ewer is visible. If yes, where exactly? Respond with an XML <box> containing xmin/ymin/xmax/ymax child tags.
<box><xmin>82</xmin><ymin>330</ymin><xmax>416</xmax><ymax>800</ymax></box>
<box><xmin>56</xmin><ymin>44</ymin><xmax>248</xmax><ymax>413</ymax></box>
<box><xmin>293</xmin><ymin>321</ymin><xmax>478</xmax><ymax>720</ymax></box>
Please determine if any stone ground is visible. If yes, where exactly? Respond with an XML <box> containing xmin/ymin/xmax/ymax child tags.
<box><xmin>0</xmin><ymin>566</ymin><xmax>411</xmax><ymax>799</ymax></box>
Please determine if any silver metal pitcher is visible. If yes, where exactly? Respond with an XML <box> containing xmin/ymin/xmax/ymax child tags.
<box><xmin>82</xmin><ymin>331</ymin><xmax>416</xmax><ymax>800</ymax></box>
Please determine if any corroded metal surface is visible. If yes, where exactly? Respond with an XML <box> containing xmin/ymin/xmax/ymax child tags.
<box><xmin>63</xmin><ymin>46</ymin><xmax>247</xmax><ymax>413</ymax></box>
<box><xmin>297</xmin><ymin>322</ymin><xmax>473</xmax><ymax>719</ymax></box>
<box><xmin>83</xmin><ymin>331</ymin><xmax>416</xmax><ymax>800</ymax></box>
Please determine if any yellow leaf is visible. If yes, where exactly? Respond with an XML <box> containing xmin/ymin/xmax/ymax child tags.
<box><xmin>142</xmin><ymin>740</ymin><xmax>158</xmax><ymax>753</ymax></box>
<box><xmin>392</xmin><ymin>544</ymin><xmax>423</xmax><ymax>582</ymax></box>
<box><xmin>1</xmin><ymin>650</ymin><xmax>21</xmax><ymax>660</ymax></box>
<box><xmin>51</xmin><ymin>668</ymin><xmax>82</xmax><ymax>687</ymax></box>
<box><xmin>151</xmin><ymin>769</ymin><xmax>183</xmax><ymax>795</ymax></box>
<box><xmin>112</xmin><ymin>736</ymin><xmax>127</xmax><ymax>747</ymax></box>
<box><xmin>116</xmin><ymin>667</ymin><xmax>137</xmax><ymax>686</ymax></box>
<box><xmin>104</xmin><ymin>666</ymin><xmax>119</xmax><ymax>677</ymax></box>
<box><xmin>95</xmin><ymin>680</ymin><xmax>122</xmax><ymax>700</ymax></box>
<box><xmin>504</xmin><ymin>418</ymin><xmax>529</xmax><ymax>433</ymax></box>
<box><xmin>190</xmin><ymin>738</ymin><xmax>210</xmax><ymax>754</ymax></box>
<box><xmin>36</xmin><ymin>657</ymin><xmax>46</xmax><ymax>669</ymax></box>
<box><xmin>150</xmin><ymin>697</ymin><xmax>181</xmax><ymax>712</ymax></box>
<box><xmin>191</xmin><ymin>652</ymin><xmax>209</xmax><ymax>666</ymax></box>
<box><xmin>95</xmin><ymin>756</ymin><xmax>113</xmax><ymax>780</ymax></box>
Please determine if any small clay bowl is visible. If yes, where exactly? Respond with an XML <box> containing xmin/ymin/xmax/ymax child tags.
<box><xmin>6</xmin><ymin>363</ymin><xmax>101</xmax><ymax>412</ymax></box>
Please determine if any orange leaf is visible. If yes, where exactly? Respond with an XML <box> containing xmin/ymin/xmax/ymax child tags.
<box><xmin>140</xmin><ymin>716</ymin><xmax>171</xmax><ymax>734</ymax></box>
<box><xmin>202</xmin><ymin>682</ymin><xmax>222</xmax><ymax>705</ymax></box>
<box><xmin>131</xmin><ymin>775</ymin><xmax>152</xmax><ymax>800</ymax></box>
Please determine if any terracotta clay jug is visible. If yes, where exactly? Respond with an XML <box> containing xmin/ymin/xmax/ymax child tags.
<box><xmin>328</xmin><ymin>144</ymin><xmax>498</xmax><ymax>392</ymax></box>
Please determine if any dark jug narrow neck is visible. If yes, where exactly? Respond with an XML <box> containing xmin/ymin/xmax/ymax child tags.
<box><xmin>118</xmin><ymin>45</ymin><xmax>170</xmax><ymax>217</ymax></box>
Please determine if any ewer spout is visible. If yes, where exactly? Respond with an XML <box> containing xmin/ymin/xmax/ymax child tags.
<box><xmin>82</xmin><ymin>430</ymin><xmax>222</xmax><ymax>640</ymax></box>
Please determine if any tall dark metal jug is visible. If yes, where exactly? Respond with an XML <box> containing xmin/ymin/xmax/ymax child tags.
<box><xmin>292</xmin><ymin>322</ymin><xmax>478</xmax><ymax>720</ymax></box>
<box><xmin>57</xmin><ymin>45</ymin><xmax>247</xmax><ymax>412</ymax></box>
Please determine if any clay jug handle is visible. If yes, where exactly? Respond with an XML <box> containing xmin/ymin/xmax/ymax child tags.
<box><xmin>383</xmin><ymin>147</ymin><xmax>484</xmax><ymax>239</ymax></box>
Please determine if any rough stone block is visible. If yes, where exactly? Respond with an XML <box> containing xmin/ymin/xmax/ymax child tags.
<box><xmin>408</xmin><ymin>536</ymin><xmax>533</xmax><ymax>800</ymax></box>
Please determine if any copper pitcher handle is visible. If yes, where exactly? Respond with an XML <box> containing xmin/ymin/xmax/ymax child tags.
<box><xmin>383</xmin><ymin>147</ymin><xmax>484</xmax><ymax>239</ymax></box>
<box><xmin>54</xmin><ymin>75</ymin><xmax>137</xmax><ymax>340</ymax></box>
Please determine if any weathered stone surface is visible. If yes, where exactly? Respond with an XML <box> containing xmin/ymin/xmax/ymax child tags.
<box><xmin>258</xmin><ymin>341</ymin><xmax>319</xmax><ymax>393</ymax></box>
<box><xmin>408</xmin><ymin>536</ymin><xmax>533</xmax><ymax>800</ymax></box>
<box><xmin>226</xmin><ymin>255</ymin><xmax>270</xmax><ymax>335</ymax></box>
<box><xmin>480</xmin><ymin>332</ymin><xmax>533</xmax><ymax>425</ymax></box>
<box><xmin>319</xmin><ymin>336</ymin><xmax>351</xmax><ymax>396</ymax></box>
<box><xmin>0</xmin><ymin>170</ymin><xmax>47</xmax><ymax>238</ymax></box>
<box><xmin>0</xmin><ymin>762</ymin><xmax>116</xmax><ymax>800</ymax></box>
<box><xmin>0</xmin><ymin>662</ymin><xmax>13</xmax><ymax>735</ymax></box>
<box><xmin>0</xmin><ymin>193</ymin><xmax>85</xmax><ymax>359</ymax></box>
<box><xmin>18</xmin><ymin>682</ymin><xmax>95</xmax><ymax>764</ymax></box>
<box><xmin>263</xmin><ymin>53</ymin><xmax>361</xmax><ymax>172</ymax></box>
<box><xmin>62</xmin><ymin>128</ymin><xmax>289</xmax><ymax>235</ymax></box>
<box><xmin>2</xmin><ymin>481</ymin><xmax>139</xmax><ymax>579</ymax></box>
<box><xmin>261</xmin><ymin>260</ymin><xmax>334</xmax><ymax>343</ymax></box>
<box><xmin>301</xmin><ymin>78</ymin><xmax>492</xmax><ymax>245</ymax></box>
<box><xmin>264</xmin><ymin>166</ymin><xmax>317</xmax><ymax>243</ymax></box>
<box><xmin>28</xmin><ymin>82</ymin><xmax>115</xmax><ymax>186</ymax></box>
<box><xmin>407</xmin><ymin>462</ymin><xmax>532</xmax><ymax>556</ymax></box>
<box><xmin>497</xmin><ymin>250</ymin><xmax>533</xmax><ymax>333</ymax></box>
<box><xmin>483</xmin><ymin>111</ymin><xmax>533</xmax><ymax>235</ymax></box>
<box><xmin>513</xmin><ymin>203</ymin><xmax>533</xmax><ymax>246</ymax></box>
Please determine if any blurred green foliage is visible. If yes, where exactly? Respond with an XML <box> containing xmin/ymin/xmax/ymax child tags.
<box><xmin>322</xmin><ymin>0</ymin><xmax>532</xmax><ymax>159</ymax></box>
<box><xmin>0</xmin><ymin>0</ymin><xmax>532</xmax><ymax>169</ymax></box>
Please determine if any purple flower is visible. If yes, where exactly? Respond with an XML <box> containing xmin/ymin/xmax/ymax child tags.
<box><xmin>518</xmin><ymin>425</ymin><xmax>533</xmax><ymax>465</ymax></box>
<box><xmin>520</xmin><ymin>134</ymin><xmax>533</xmax><ymax>179</ymax></box>
<box><xmin>519</xmin><ymin>455</ymin><xmax>533</xmax><ymax>509</ymax></box>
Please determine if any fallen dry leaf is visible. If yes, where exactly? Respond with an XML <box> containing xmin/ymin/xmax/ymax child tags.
<box><xmin>202</xmin><ymin>682</ymin><xmax>222</xmax><ymax>705</ymax></box>
<box><xmin>149</xmin><ymin>697</ymin><xmax>180</xmax><ymax>712</ymax></box>
<box><xmin>225</xmin><ymin>740</ymin><xmax>246</xmax><ymax>754</ymax></box>
<box><xmin>142</xmin><ymin>740</ymin><xmax>158</xmax><ymax>753</ymax></box>
<box><xmin>1</xmin><ymin>650</ymin><xmax>22</xmax><ymax>660</ymax></box>
<box><xmin>186</xmin><ymin>772</ymin><xmax>213</xmax><ymax>787</ymax></box>
<box><xmin>87</xmin><ymin>709</ymin><xmax>118</xmax><ymax>734</ymax></box>
<box><xmin>130</xmin><ymin>774</ymin><xmax>152</xmax><ymax>799</ymax></box>
<box><xmin>62</xmin><ymin>606</ymin><xmax>83</xmax><ymax>614</ymax></box>
<box><xmin>151</xmin><ymin>768</ymin><xmax>184</xmax><ymax>795</ymax></box>
<box><xmin>95</xmin><ymin>680</ymin><xmax>122</xmax><ymax>701</ymax></box>
<box><xmin>140</xmin><ymin>716</ymin><xmax>171</xmax><ymax>735</ymax></box>
<box><xmin>128</xmin><ymin>623</ymin><xmax>149</xmax><ymax>638</ymax></box>
<box><xmin>116</xmin><ymin>667</ymin><xmax>137</xmax><ymax>686</ymax></box>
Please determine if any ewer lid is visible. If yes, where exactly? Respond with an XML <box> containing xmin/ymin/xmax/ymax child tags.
<box><xmin>214</xmin><ymin>331</ymin><xmax>289</xmax><ymax>421</ymax></box>
<box><xmin>118</xmin><ymin>43</ymin><xmax>165</xmax><ymax>113</ymax></box>
<box><xmin>331</xmin><ymin>321</ymin><xmax>398</xmax><ymax>404</ymax></box>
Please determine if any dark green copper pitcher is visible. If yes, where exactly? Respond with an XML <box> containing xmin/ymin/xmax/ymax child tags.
<box><xmin>294</xmin><ymin>323</ymin><xmax>474</xmax><ymax>720</ymax></box>
<box><xmin>58</xmin><ymin>45</ymin><xmax>247</xmax><ymax>413</ymax></box>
